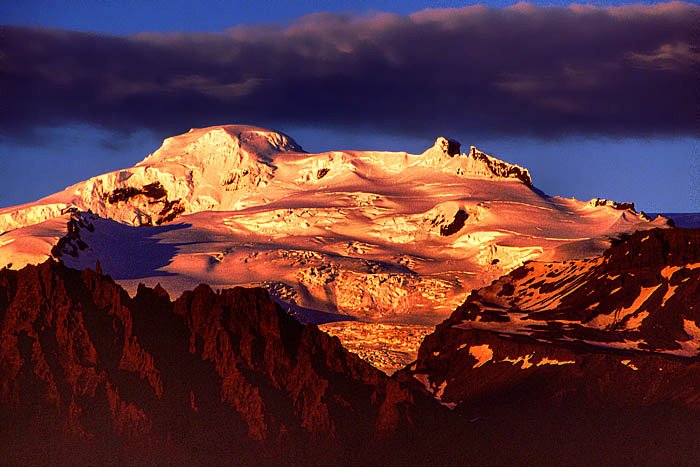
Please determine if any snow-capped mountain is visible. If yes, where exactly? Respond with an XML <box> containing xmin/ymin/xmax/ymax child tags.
<box><xmin>0</xmin><ymin>126</ymin><xmax>302</xmax><ymax>231</ymax></box>
<box><xmin>0</xmin><ymin>125</ymin><xmax>669</xmax><ymax>371</ymax></box>
<box><xmin>2</xmin><ymin>127</ymin><xmax>698</xmax><ymax>464</ymax></box>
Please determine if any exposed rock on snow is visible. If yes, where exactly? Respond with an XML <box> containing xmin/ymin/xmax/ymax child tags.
<box><xmin>432</xmin><ymin>136</ymin><xmax>461</xmax><ymax>157</ymax></box>
<box><xmin>589</xmin><ymin>197</ymin><xmax>636</xmax><ymax>211</ymax></box>
<box><xmin>467</xmin><ymin>146</ymin><xmax>532</xmax><ymax>186</ymax></box>
<box><xmin>432</xmin><ymin>227</ymin><xmax>700</xmax><ymax>359</ymax></box>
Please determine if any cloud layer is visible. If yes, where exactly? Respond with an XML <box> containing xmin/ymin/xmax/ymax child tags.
<box><xmin>2</xmin><ymin>2</ymin><xmax>698</xmax><ymax>140</ymax></box>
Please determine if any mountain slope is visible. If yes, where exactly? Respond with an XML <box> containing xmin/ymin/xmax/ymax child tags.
<box><xmin>404</xmin><ymin>228</ymin><xmax>700</xmax><ymax>407</ymax></box>
<box><xmin>0</xmin><ymin>260</ymin><xmax>443</xmax><ymax>465</ymax></box>
<box><xmin>437</xmin><ymin>227</ymin><xmax>700</xmax><ymax>355</ymax></box>
<box><xmin>391</xmin><ymin>227</ymin><xmax>700</xmax><ymax>464</ymax></box>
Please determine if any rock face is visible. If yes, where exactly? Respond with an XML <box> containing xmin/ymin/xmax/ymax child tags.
<box><xmin>589</xmin><ymin>197</ymin><xmax>637</xmax><ymax>212</ymax></box>
<box><xmin>467</xmin><ymin>146</ymin><xmax>532</xmax><ymax>187</ymax></box>
<box><xmin>408</xmin><ymin>229</ymin><xmax>700</xmax><ymax>411</ymax></box>
<box><xmin>0</xmin><ymin>260</ymin><xmax>441</xmax><ymax>465</ymax></box>
<box><xmin>428</xmin><ymin>227</ymin><xmax>700</xmax><ymax>356</ymax></box>
<box><xmin>433</xmin><ymin>136</ymin><xmax>461</xmax><ymax>157</ymax></box>
<box><xmin>400</xmin><ymin>228</ymin><xmax>700</xmax><ymax>464</ymax></box>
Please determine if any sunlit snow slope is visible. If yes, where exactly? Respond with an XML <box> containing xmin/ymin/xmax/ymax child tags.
<box><xmin>0</xmin><ymin>125</ymin><xmax>668</xmax><ymax>343</ymax></box>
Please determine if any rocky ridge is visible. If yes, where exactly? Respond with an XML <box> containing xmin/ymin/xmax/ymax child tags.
<box><xmin>4</xmin><ymin>229</ymin><xmax>700</xmax><ymax>464</ymax></box>
<box><xmin>404</xmin><ymin>228</ymin><xmax>700</xmax><ymax>409</ymax></box>
<box><xmin>0</xmin><ymin>260</ymin><xmax>443</xmax><ymax>464</ymax></box>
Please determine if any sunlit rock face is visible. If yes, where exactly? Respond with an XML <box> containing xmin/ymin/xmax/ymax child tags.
<box><xmin>0</xmin><ymin>260</ymin><xmax>446</xmax><ymax>465</ymax></box>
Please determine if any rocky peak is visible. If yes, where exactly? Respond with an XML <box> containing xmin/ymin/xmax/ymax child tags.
<box><xmin>588</xmin><ymin>197</ymin><xmax>638</xmax><ymax>212</ymax></box>
<box><xmin>436</xmin><ymin>137</ymin><xmax>462</xmax><ymax>157</ymax></box>
<box><xmin>467</xmin><ymin>146</ymin><xmax>533</xmax><ymax>186</ymax></box>
<box><xmin>420</xmin><ymin>137</ymin><xmax>462</xmax><ymax>162</ymax></box>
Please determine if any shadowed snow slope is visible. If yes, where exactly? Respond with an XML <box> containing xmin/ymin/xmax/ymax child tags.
<box><xmin>0</xmin><ymin>125</ymin><xmax>670</xmax><ymax>371</ymax></box>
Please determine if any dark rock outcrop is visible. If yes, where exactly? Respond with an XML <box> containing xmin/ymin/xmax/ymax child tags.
<box><xmin>445</xmin><ymin>139</ymin><xmax>461</xmax><ymax>157</ymax></box>
<box><xmin>440</xmin><ymin>209</ymin><xmax>469</xmax><ymax>236</ymax></box>
<box><xmin>50</xmin><ymin>213</ymin><xmax>95</xmax><ymax>258</ymax></box>
<box><xmin>105</xmin><ymin>182</ymin><xmax>167</xmax><ymax>204</ymax></box>
<box><xmin>589</xmin><ymin>197</ymin><xmax>636</xmax><ymax>211</ymax></box>
<box><xmin>102</xmin><ymin>182</ymin><xmax>184</xmax><ymax>225</ymax></box>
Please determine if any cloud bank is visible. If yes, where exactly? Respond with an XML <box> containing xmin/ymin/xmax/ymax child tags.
<box><xmin>1</xmin><ymin>2</ymin><xmax>697</xmax><ymax>140</ymax></box>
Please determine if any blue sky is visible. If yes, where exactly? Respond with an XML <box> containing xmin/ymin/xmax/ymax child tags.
<box><xmin>1</xmin><ymin>1</ymin><xmax>698</xmax><ymax>212</ymax></box>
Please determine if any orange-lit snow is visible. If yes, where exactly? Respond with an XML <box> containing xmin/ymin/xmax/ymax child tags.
<box><xmin>0</xmin><ymin>125</ymin><xmax>668</xmax><ymax>369</ymax></box>
<box><xmin>469</xmin><ymin>344</ymin><xmax>494</xmax><ymax>368</ymax></box>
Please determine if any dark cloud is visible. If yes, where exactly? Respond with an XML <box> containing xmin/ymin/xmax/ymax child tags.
<box><xmin>1</xmin><ymin>2</ymin><xmax>697</xmax><ymax>141</ymax></box>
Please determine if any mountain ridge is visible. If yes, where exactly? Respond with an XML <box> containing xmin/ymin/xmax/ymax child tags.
<box><xmin>0</xmin><ymin>125</ymin><xmax>537</xmax><ymax>232</ymax></box>
<box><xmin>3</xmin><ymin>230</ymin><xmax>700</xmax><ymax>465</ymax></box>
<box><xmin>0</xmin><ymin>258</ymin><xmax>446</xmax><ymax>465</ymax></box>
